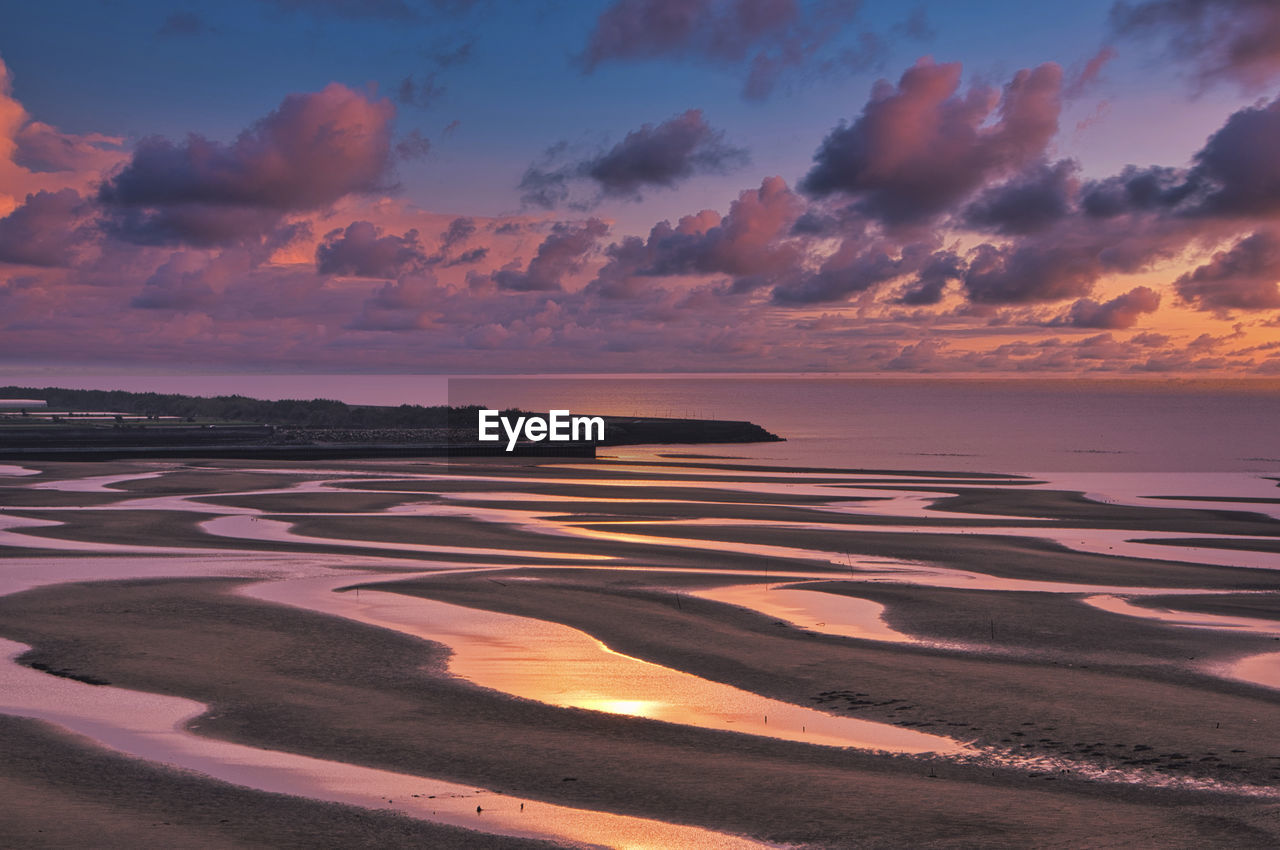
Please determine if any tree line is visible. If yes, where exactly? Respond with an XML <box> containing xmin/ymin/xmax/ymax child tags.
<box><xmin>0</xmin><ymin>387</ymin><xmax>503</xmax><ymax>429</ymax></box>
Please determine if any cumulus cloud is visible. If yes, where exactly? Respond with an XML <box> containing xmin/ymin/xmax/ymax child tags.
<box><xmin>1111</xmin><ymin>0</ymin><xmax>1280</xmax><ymax>91</ymax></box>
<box><xmin>0</xmin><ymin>189</ymin><xmax>91</xmax><ymax>267</ymax></box>
<box><xmin>963</xmin><ymin>239</ymin><xmax>1103</xmax><ymax>304</ymax></box>
<box><xmin>13</xmin><ymin>121</ymin><xmax>124</xmax><ymax>173</ymax></box>
<box><xmin>0</xmin><ymin>57</ymin><xmax>127</xmax><ymax>214</ymax></box>
<box><xmin>1071</xmin><ymin>92</ymin><xmax>1280</xmax><ymax>227</ymax></box>
<box><xmin>98</xmin><ymin>83</ymin><xmax>396</xmax><ymax>245</ymax></box>
<box><xmin>963</xmin><ymin>159</ymin><xmax>1078</xmax><ymax>234</ymax></box>
<box><xmin>587</xmin><ymin>176</ymin><xmax>804</xmax><ymax>299</ymax></box>
<box><xmin>479</xmin><ymin>218</ymin><xmax>609</xmax><ymax>291</ymax></box>
<box><xmin>520</xmin><ymin>110</ymin><xmax>748</xmax><ymax>208</ymax></box>
<box><xmin>801</xmin><ymin>60</ymin><xmax>1062</xmax><ymax>227</ymax></box>
<box><xmin>772</xmin><ymin>240</ymin><xmax>948</xmax><ymax>305</ymax></box>
<box><xmin>895</xmin><ymin>250</ymin><xmax>964</xmax><ymax>305</ymax></box>
<box><xmin>131</xmin><ymin>251</ymin><xmax>225</xmax><ymax>310</ymax></box>
<box><xmin>1186</xmin><ymin>94</ymin><xmax>1280</xmax><ymax>218</ymax></box>
<box><xmin>1175</xmin><ymin>230</ymin><xmax>1280</xmax><ymax>310</ymax></box>
<box><xmin>316</xmin><ymin>221</ymin><xmax>428</xmax><ymax>277</ymax></box>
<box><xmin>1054</xmin><ymin>285</ymin><xmax>1161</xmax><ymax>328</ymax></box>
<box><xmin>580</xmin><ymin>0</ymin><xmax>865</xmax><ymax>99</ymax></box>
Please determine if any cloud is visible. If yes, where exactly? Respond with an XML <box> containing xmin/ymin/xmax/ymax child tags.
<box><xmin>520</xmin><ymin>110</ymin><xmax>748</xmax><ymax>208</ymax></box>
<box><xmin>98</xmin><ymin>83</ymin><xmax>396</xmax><ymax>245</ymax></box>
<box><xmin>316</xmin><ymin>220</ymin><xmax>428</xmax><ymax>277</ymax></box>
<box><xmin>1175</xmin><ymin>230</ymin><xmax>1280</xmax><ymax>310</ymax></box>
<box><xmin>586</xmin><ymin>110</ymin><xmax>748</xmax><ymax>197</ymax></box>
<box><xmin>1111</xmin><ymin>0</ymin><xmax>1280</xmax><ymax>91</ymax></box>
<box><xmin>1075</xmin><ymin>93</ymin><xmax>1280</xmax><ymax>223</ymax></box>
<box><xmin>397</xmin><ymin>74</ymin><xmax>445</xmax><ymax>109</ymax></box>
<box><xmin>963</xmin><ymin>239</ymin><xmax>1104</xmax><ymax>304</ymax></box>
<box><xmin>426</xmin><ymin>216</ymin><xmax>487</xmax><ymax>265</ymax></box>
<box><xmin>772</xmin><ymin>240</ymin><xmax>949</xmax><ymax>305</ymax></box>
<box><xmin>1186</xmin><ymin>94</ymin><xmax>1280</xmax><ymax>217</ymax></box>
<box><xmin>634</xmin><ymin>177</ymin><xmax>805</xmax><ymax>284</ymax></box>
<box><xmin>1064</xmin><ymin>46</ymin><xmax>1116</xmax><ymax>98</ymax></box>
<box><xmin>349</xmin><ymin>275</ymin><xmax>442</xmax><ymax>330</ymax></box>
<box><xmin>895</xmin><ymin>250</ymin><xmax>964</xmax><ymax>304</ymax></box>
<box><xmin>580</xmin><ymin>0</ymin><xmax>865</xmax><ymax>100</ymax></box>
<box><xmin>801</xmin><ymin>60</ymin><xmax>1062</xmax><ymax>227</ymax></box>
<box><xmin>0</xmin><ymin>56</ymin><xmax>128</xmax><ymax>212</ymax></box>
<box><xmin>395</xmin><ymin>129</ymin><xmax>432</xmax><ymax>160</ymax></box>
<box><xmin>480</xmin><ymin>218</ymin><xmax>609</xmax><ymax>291</ymax></box>
<box><xmin>1079</xmin><ymin>164</ymin><xmax>1194</xmax><ymax>217</ymax></box>
<box><xmin>963</xmin><ymin>159</ymin><xmax>1078</xmax><ymax>234</ymax></box>
<box><xmin>0</xmin><ymin>189</ymin><xmax>91</xmax><ymax>267</ymax></box>
<box><xmin>13</xmin><ymin>121</ymin><xmax>125</xmax><ymax>174</ymax></box>
<box><xmin>131</xmin><ymin>250</ymin><xmax>226</xmax><ymax>310</ymax></box>
<box><xmin>1054</xmin><ymin>285</ymin><xmax>1161</xmax><ymax>327</ymax></box>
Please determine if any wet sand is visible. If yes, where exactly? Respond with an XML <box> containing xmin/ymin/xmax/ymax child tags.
<box><xmin>0</xmin><ymin>714</ymin><xmax>552</xmax><ymax>850</ymax></box>
<box><xmin>1</xmin><ymin>578</ymin><xmax>1276</xmax><ymax>848</ymax></box>
<box><xmin>1</xmin><ymin>458</ymin><xmax>1279</xmax><ymax>847</ymax></box>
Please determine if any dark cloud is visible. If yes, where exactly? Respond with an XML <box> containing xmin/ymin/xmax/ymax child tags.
<box><xmin>896</xmin><ymin>250</ymin><xmax>964</xmax><ymax>305</ymax></box>
<box><xmin>425</xmin><ymin>217</ymin><xmax>486</xmax><ymax>266</ymax></box>
<box><xmin>1054</xmin><ymin>286</ymin><xmax>1161</xmax><ymax>328</ymax></box>
<box><xmin>772</xmin><ymin>240</ymin><xmax>944</xmax><ymax>305</ymax></box>
<box><xmin>1076</xmin><ymin>94</ymin><xmax>1280</xmax><ymax>222</ymax></box>
<box><xmin>482</xmin><ymin>219</ymin><xmax>609</xmax><ymax>291</ymax></box>
<box><xmin>1079</xmin><ymin>165</ymin><xmax>1193</xmax><ymax>217</ymax></box>
<box><xmin>398</xmin><ymin>74</ymin><xmax>445</xmax><ymax>109</ymax></box>
<box><xmin>396</xmin><ymin>129</ymin><xmax>432</xmax><ymax>160</ymax></box>
<box><xmin>1175</xmin><ymin>230</ymin><xmax>1280</xmax><ymax>310</ymax></box>
<box><xmin>1187</xmin><ymin>94</ymin><xmax>1280</xmax><ymax>217</ymax></box>
<box><xmin>520</xmin><ymin>110</ymin><xmax>747</xmax><ymax>208</ymax></box>
<box><xmin>0</xmin><ymin>189</ymin><xmax>90</xmax><ymax>267</ymax></box>
<box><xmin>443</xmin><ymin>246</ymin><xmax>488</xmax><ymax>266</ymax></box>
<box><xmin>98</xmin><ymin>83</ymin><xmax>396</xmax><ymax>245</ymax></box>
<box><xmin>316</xmin><ymin>221</ymin><xmax>428</xmax><ymax>277</ymax></box>
<box><xmin>801</xmin><ymin>60</ymin><xmax>1062</xmax><ymax>227</ymax></box>
<box><xmin>1111</xmin><ymin>0</ymin><xmax>1280</xmax><ymax>91</ymax></box>
<box><xmin>963</xmin><ymin>239</ymin><xmax>1103</xmax><ymax>304</ymax></box>
<box><xmin>964</xmin><ymin>159</ymin><xmax>1078</xmax><ymax>234</ymax></box>
<box><xmin>580</xmin><ymin>0</ymin><xmax>865</xmax><ymax>100</ymax></box>
<box><xmin>586</xmin><ymin>110</ymin><xmax>748</xmax><ymax>197</ymax></box>
<box><xmin>439</xmin><ymin>216</ymin><xmax>475</xmax><ymax>250</ymax></box>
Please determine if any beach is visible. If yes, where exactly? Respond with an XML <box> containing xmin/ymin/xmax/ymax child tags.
<box><xmin>0</xmin><ymin>456</ymin><xmax>1277</xmax><ymax>847</ymax></box>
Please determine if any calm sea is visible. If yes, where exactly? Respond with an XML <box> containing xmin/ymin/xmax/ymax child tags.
<box><xmin>4</xmin><ymin>373</ymin><xmax>1278</xmax><ymax>474</ymax></box>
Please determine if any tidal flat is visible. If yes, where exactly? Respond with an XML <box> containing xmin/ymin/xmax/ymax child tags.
<box><xmin>1</xmin><ymin>457</ymin><xmax>1279</xmax><ymax>848</ymax></box>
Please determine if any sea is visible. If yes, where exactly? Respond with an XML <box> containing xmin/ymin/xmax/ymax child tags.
<box><xmin>3</xmin><ymin>372</ymin><xmax>1278</xmax><ymax>475</ymax></box>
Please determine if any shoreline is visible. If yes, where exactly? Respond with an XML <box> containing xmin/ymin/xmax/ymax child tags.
<box><xmin>0</xmin><ymin>458</ymin><xmax>1278</xmax><ymax>847</ymax></box>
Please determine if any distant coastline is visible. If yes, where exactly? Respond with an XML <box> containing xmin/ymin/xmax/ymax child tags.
<box><xmin>0</xmin><ymin>386</ymin><xmax>781</xmax><ymax>461</ymax></box>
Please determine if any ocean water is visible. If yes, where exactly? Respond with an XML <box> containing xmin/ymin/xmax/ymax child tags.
<box><xmin>449</xmin><ymin>375</ymin><xmax>1280</xmax><ymax>474</ymax></box>
<box><xmin>3</xmin><ymin>373</ymin><xmax>1278</xmax><ymax>473</ymax></box>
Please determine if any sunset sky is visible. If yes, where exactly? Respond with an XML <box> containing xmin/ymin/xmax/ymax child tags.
<box><xmin>3</xmin><ymin>0</ymin><xmax>1280</xmax><ymax>374</ymax></box>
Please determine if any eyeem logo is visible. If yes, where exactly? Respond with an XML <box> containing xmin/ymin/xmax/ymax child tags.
<box><xmin>478</xmin><ymin>409</ymin><xmax>605</xmax><ymax>451</ymax></box>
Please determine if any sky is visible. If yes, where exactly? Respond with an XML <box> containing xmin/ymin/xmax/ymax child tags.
<box><xmin>2</xmin><ymin>0</ymin><xmax>1280</xmax><ymax>375</ymax></box>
